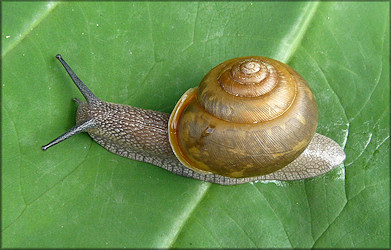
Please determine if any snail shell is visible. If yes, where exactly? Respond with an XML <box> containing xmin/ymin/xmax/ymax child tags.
<box><xmin>42</xmin><ymin>55</ymin><xmax>345</xmax><ymax>185</ymax></box>
<box><xmin>169</xmin><ymin>56</ymin><xmax>318</xmax><ymax>178</ymax></box>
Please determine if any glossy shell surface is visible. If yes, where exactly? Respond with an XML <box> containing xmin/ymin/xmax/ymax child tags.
<box><xmin>168</xmin><ymin>56</ymin><xmax>318</xmax><ymax>178</ymax></box>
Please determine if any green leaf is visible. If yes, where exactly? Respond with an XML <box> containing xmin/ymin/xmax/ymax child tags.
<box><xmin>2</xmin><ymin>2</ymin><xmax>389</xmax><ymax>248</ymax></box>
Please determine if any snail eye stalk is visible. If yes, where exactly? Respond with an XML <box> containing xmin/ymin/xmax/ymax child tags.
<box><xmin>55</xmin><ymin>54</ymin><xmax>100</xmax><ymax>104</ymax></box>
<box><xmin>41</xmin><ymin>119</ymin><xmax>96</xmax><ymax>151</ymax></box>
<box><xmin>41</xmin><ymin>54</ymin><xmax>100</xmax><ymax>151</ymax></box>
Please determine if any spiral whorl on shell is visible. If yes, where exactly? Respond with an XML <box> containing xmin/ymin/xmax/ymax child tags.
<box><xmin>169</xmin><ymin>56</ymin><xmax>318</xmax><ymax>178</ymax></box>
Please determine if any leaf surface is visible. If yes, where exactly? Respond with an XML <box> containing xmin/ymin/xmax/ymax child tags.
<box><xmin>2</xmin><ymin>2</ymin><xmax>389</xmax><ymax>248</ymax></box>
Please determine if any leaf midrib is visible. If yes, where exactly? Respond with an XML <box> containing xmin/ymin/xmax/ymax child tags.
<box><xmin>2</xmin><ymin>2</ymin><xmax>60</xmax><ymax>57</ymax></box>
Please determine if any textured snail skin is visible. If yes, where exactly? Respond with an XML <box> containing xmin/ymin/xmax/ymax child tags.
<box><xmin>42</xmin><ymin>55</ymin><xmax>346</xmax><ymax>185</ymax></box>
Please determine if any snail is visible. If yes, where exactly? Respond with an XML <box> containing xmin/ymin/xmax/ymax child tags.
<box><xmin>42</xmin><ymin>54</ymin><xmax>346</xmax><ymax>185</ymax></box>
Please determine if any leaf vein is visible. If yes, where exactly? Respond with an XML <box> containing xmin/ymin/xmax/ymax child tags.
<box><xmin>165</xmin><ymin>183</ymin><xmax>211</xmax><ymax>247</ymax></box>
<box><xmin>26</xmin><ymin>143</ymin><xmax>93</xmax><ymax>207</ymax></box>
<box><xmin>351</xmin><ymin>59</ymin><xmax>383</xmax><ymax>121</ymax></box>
<box><xmin>253</xmin><ymin>186</ymin><xmax>293</xmax><ymax>247</ymax></box>
<box><xmin>276</xmin><ymin>1</ymin><xmax>320</xmax><ymax>63</ymax></box>
<box><xmin>3</xmin><ymin>107</ymin><xmax>26</xmax><ymax>205</ymax></box>
<box><xmin>147</xmin><ymin>3</ymin><xmax>156</xmax><ymax>62</ymax></box>
<box><xmin>2</xmin><ymin>2</ymin><xmax>60</xmax><ymax>57</ymax></box>
<box><xmin>217</xmin><ymin>204</ymin><xmax>258</xmax><ymax>247</ymax></box>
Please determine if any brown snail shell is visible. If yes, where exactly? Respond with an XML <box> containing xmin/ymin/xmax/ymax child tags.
<box><xmin>169</xmin><ymin>56</ymin><xmax>318</xmax><ymax>178</ymax></box>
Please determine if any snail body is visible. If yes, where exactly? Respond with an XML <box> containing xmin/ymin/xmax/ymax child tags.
<box><xmin>42</xmin><ymin>55</ymin><xmax>345</xmax><ymax>185</ymax></box>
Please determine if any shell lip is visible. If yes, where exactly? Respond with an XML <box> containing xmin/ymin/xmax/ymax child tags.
<box><xmin>168</xmin><ymin>87</ymin><xmax>213</xmax><ymax>175</ymax></box>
